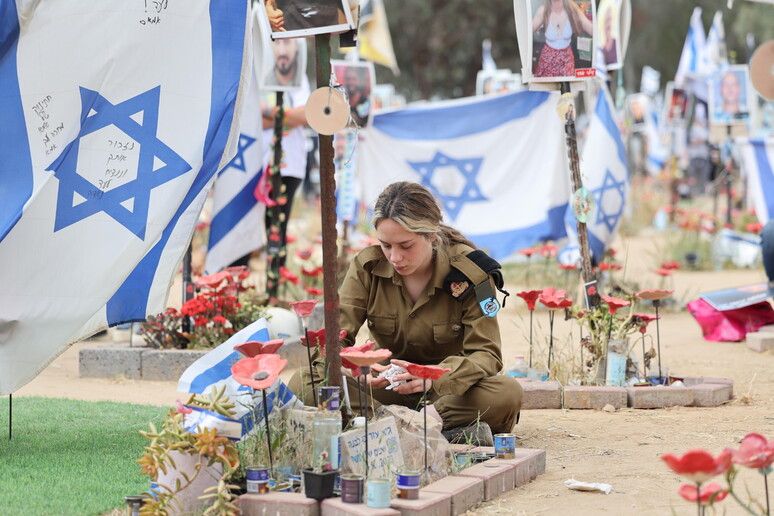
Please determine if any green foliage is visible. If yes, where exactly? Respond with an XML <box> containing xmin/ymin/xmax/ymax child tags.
<box><xmin>0</xmin><ymin>397</ymin><xmax>165</xmax><ymax>516</ymax></box>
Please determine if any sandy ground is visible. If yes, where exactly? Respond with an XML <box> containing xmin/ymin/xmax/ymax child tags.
<box><xmin>12</xmin><ymin>234</ymin><xmax>774</xmax><ymax>515</ymax></box>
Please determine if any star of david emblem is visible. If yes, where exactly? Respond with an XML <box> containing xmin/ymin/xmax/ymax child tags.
<box><xmin>219</xmin><ymin>133</ymin><xmax>256</xmax><ymax>176</ymax></box>
<box><xmin>49</xmin><ymin>86</ymin><xmax>191</xmax><ymax>240</ymax></box>
<box><xmin>592</xmin><ymin>169</ymin><xmax>627</xmax><ymax>233</ymax></box>
<box><xmin>407</xmin><ymin>151</ymin><xmax>487</xmax><ymax>221</ymax></box>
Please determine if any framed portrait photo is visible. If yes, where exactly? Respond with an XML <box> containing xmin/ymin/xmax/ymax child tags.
<box><xmin>475</xmin><ymin>69</ymin><xmax>524</xmax><ymax>96</ymax></box>
<box><xmin>596</xmin><ymin>0</ymin><xmax>622</xmax><ymax>70</ymax></box>
<box><xmin>520</xmin><ymin>0</ymin><xmax>597</xmax><ymax>83</ymax></box>
<box><xmin>262</xmin><ymin>0</ymin><xmax>355</xmax><ymax>40</ymax></box>
<box><xmin>626</xmin><ymin>93</ymin><xmax>648</xmax><ymax>132</ymax></box>
<box><xmin>663</xmin><ymin>81</ymin><xmax>690</xmax><ymax>127</ymax></box>
<box><xmin>332</xmin><ymin>60</ymin><xmax>376</xmax><ymax>128</ymax></box>
<box><xmin>260</xmin><ymin>36</ymin><xmax>308</xmax><ymax>92</ymax></box>
<box><xmin>709</xmin><ymin>65</ymin><xmax>753</xmax><ymax>127</ymax></box>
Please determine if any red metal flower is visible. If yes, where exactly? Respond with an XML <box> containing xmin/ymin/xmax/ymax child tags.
<box><xmin>231</xmin><ymin>354</ymin><xmax>288</xmax><ymax>390</ymax></box>
<box><xmin>234</xmin><ymin>339</ymin><xmax>284</xmax><ymax>357</ymax></box>
<box><xmin>632</xmin><ymin>314</ymin><xmax>659</xmax><ymax>333</ymax></box>
<box><xmin>654</xmin><ymin>268</ymin><xmax>673</xmax><ymax>276</ymax></box>
<box><xmin>279</xmin><ymin>266</ymin><xmax>301</xmax><ymax>285</ymax></box>
<box><xmin>538</xmin><ymin>287</ymin><xmax>573</xmax><ymax>309</ymax></box>
<box><xmin>517</xmin><ymin>248</ymin><xmax>538</xmax><ymax>257</ymax></box>
<box><xmin>290</xmin><ymin>299</ymin><xmax>318</xmax><ymax>318</ymax></box>
<box><xmin>305</xmin><ymin>286</ymin><xmax>324</xmax><ymax>296</ymax></box>
<box><xmin>339</xmin><ymin>348</ymin><xmax>392</xmax><ymax>368</ymax></box>
<box><xmin>636</xmin><ymin>289</ymin><xmax>673</xmax><ymax>301</ymax></box>
<box><xmin>661</xmin><ymin>449</ymin><xmax>732</xmax><ymax>484</ymax></box>
<box><xmin>677</xmin><ymin>483</ymin><xmax>728</xmax><ymax>506</ymax></box>
<box><xmin>558</xmin><ymin>263</ymin><xmax>577</xmax><ymax>270</ymax></box>
<box><xmin>661</xmin><ymin>260</ymin><xmax>681</xmax><ymax>270</ymax></box>
<box><xmin>729</xmin><ymin>433</ymin><xmax>774</xmax><ymax>470</ymax></box>
<box><xmin>295</xmin><ymin>247</ymin><xmax>313</xmax><ymax>260</ymax></box>
<box><xmin>224</xmin><ymin>266</ymin><xmax>250</xmax><ymax>282</ymax></box>
<box><xmin>516</xmin><ymin>290</ymin><xmax>542</xmax><ymax>311</ymax></box>
<box><xmin>539</xmin><ymin>244</ymin><xmax>558</xmax><ymax>258</ymax></box>
<box><xmin>300</xmin><ymin>329</ymin><xmax>347</xmax><ymax>352</ymax></box>
<box><xmin>341</xmin><ymin>340</ymin><xmax>376</xmax><ymax>374</ymax></box>
<box><xmin>301</xmin><ymin>266</ymin><xmax>323</xmax><ymax>277</ymax></box>
<box><xmin>405</xmin><ymin>362</ymin><xmax>452</xmax><ymax>380</ymax></box>
<box><xmin>196</xmin><ymin>271</ymin><xmax>230</xmax><ymax>289</ymax></box>
<box><xmin>176</xmin><ymin>399</ymin><xmax>192</xmax><ymax>415</ymax></box>
<box><xmin>599</xmin><ymin>294</ymin><xmax>630</xmax><ymax>315</ymax></box>
<box><xmin>746</xmin><ymin>222</ymin><xmax>764</xmax><ymax>234</ymax></box>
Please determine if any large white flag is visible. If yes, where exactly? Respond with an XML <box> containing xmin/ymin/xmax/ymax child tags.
<box><xmin>675</xmin><ymin>7</ymin><xmax>707</xmax><ymax>90</ymax></box>
<box><xmin>205</xmin><ymin>7</ymin><xmax>265</xmax><ymax>274</ymax></box>
<box><xmin>0</xmin><ymin>0</ymin><xmax>250</xmax><ymax>395</ymax></box>
<box><xmin>359</xmin><ymin>91</ymin><xmax>571</xmax><ymax>260</ymax></box>
<box><xmin>738</xmin><ymin>139</ymin><xmax>774</xmax><ymax>224</ymax></box>
<box><xmin>563</xmin><ymin>88</ymin><xmax>629</xmax><ymax>262</ymax></box>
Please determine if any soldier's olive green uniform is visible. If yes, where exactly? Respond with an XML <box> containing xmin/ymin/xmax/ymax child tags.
<box><xmin>288</xmin><ymin>244</ymin><xmax>522</xmax><ymax>434</ymax></box>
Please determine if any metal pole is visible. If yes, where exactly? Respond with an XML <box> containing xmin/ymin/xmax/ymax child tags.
<box><xmin>8</xmin><ymin>394</ymin><xmax>11</xmax><ymax>440</ymax></box>
<box><xmin>181</xmin><ymin>244</ymin><xmax>193</xmax><ymax>336</ymax></box>
<box><xmin>267</xmin><ymin>93</ymin><xmax>285</xmax><ymax>302</ymax></box>
<box><xmin>315</xmin><ymin>33</ymin><xmax>342</xmax><ymax>392</ymax></box>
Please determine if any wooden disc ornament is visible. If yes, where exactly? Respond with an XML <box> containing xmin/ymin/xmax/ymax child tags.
<box><xmin>305</xmin><ymin>87</ymin><xmax>350</xmax><ymax>135</ymax></box>
<box><xmin>572</xmin><ymin>186</ymin><xmax>594</xmax><ymax>223</ymax></box>
<box><xmin>750</xmin><ymin>40</ymin><xmax>774</xmax><ymax>101</ymax></box>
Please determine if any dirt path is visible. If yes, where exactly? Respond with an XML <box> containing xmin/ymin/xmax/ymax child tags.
<box><xmin>11</xmin><ymin>234</ymin><xmax>774</xmax><ymax>515</ymax></box>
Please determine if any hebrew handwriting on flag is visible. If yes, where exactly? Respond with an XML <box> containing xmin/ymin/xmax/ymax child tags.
<box><xmin>0</xmin><ymin>0</ymin><xmax>251</xmax><ymax>395</ymax></box>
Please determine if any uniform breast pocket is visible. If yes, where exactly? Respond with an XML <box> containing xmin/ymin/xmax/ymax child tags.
<box><xmin>432</xmin><ymin>321</ymin><xmax>463</xmax><ymax>354</ymax></box>
<box><xmin>367</xmin><ymin>314</ymin><xmax>396</xmax><ymax>341</ymax></box>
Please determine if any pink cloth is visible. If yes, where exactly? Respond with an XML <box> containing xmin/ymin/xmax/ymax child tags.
<box><xmin>687</xmin><ymin>298</ymin><xmax>774</xmax><ymax>342</ymax></box>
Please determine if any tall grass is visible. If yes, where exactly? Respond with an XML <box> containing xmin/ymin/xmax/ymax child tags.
<box><xmin>0</xmin><ymin>397</ymin><xmax>165</xmax><ymax>516</ymax></box>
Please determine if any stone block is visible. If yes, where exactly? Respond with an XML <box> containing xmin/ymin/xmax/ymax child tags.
<box><xmin>690</xmin><ymin>383</ymin><xmax>733</xmax><ymax>407</ymax></box>
<box><xmin>562</xmin><ymin>385</ymin><xmax>628</xmax><ymax>410</ymax></box>
<box><xmin>757</xmin><ymin>324</ymin><xmax>774</xmax><ymax>334</ymax></box>
<box><xmin>321</xmin><ymin>498</ymin><xmax>399</xmax><ymax>516</ymax></box>
<box><xmin>389</xmin><ymin>491</ymin><xmax>451</xmax><ymax>516</ymax></box>
<box><xmin>512</xmin><ymin>448</ymin><xmax>546</xmax><ymax>482</ymax></box>
<box><xmin>520</xmin><ymin>380</ymin><xmax>562</xmax><ymax>409</ymax></box>
<box><xmin>141</xmin><ymin>349</ymin><xmax>207</xmax><ymax>381</ymax></box>
<box><xmin>78</xmin><ymin>346</ymin><xmax>143</xmax><ymax>379</ymax></box>
<box><xmin>746</xmin><ymin>332</ymin><xmax>774</xmax><ymax>353</ymax></box>
<box><xmin>456</xmin><ymin>460</ymin><xmax>516</xmax><ymax>501</ymax></box>
<box><xmin>423</xmin><ymin>474</ymin><xmax>483</xmax><ymax>516</ymax></box>
<box><xmin>702</xmin><ymin>377</ymin><xmax>734</xmax><ymax>396</ymax></box>
<box><xmin>626</xmin><ymin>386</ymin><xmax>694</xmax><ymax>409</ymax></box>
<box><xmin>239</xmin><ymin>492</ymin><xmax>320</xmax><ymax>516</ymax></box>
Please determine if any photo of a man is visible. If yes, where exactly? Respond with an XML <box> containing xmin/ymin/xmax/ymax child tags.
<box><xmin>332</xmin><ymin>60</ymin><xmax>375</xmax><ymax>128</ymax></box>
<box><xmin>664</xmin><ymin>81</ymin><xmax>689</xmax><ymax>127</ymax></box>
<box><xmin>709</xmin><ymin>65</ymin><xmax>752</xmax><ymax>126</ymax></box>
<box><xmin>627</xmin><ymin>93</ymin><xmax>648</xmax><ymax>131</ymax></box>
<box><xmin>261</xmin><ymin>37</ymin><xmax>306</xmax><ymax>92</ymax></box>
<box><xmin>263</xmin><ymin>0</ymin><xmax>354</xmax><ymax>39</ymax></box>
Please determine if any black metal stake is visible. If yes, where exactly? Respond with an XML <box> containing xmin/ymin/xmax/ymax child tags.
<box><xmin>261</xmin><ymin>389</ymin><xmax>273</xmax><ymax>476</ymax></box>
<box><xmin>359</xmin><ymin>366</ymin><xmax>370</xmax><ymax>477</ymax></box>
<box><xmin>654</xmin><ymin>300</ymin><xmax>663</xmax><ymax>383</ymax></box>
<box><xmin>423</xmin><ymin>379</ymin><xmax>428</xmax><ymax>474</ymax></box>
<box><xmin>641</xmin><ymin>333</ymin><xmax>647</xmax><ymax>379</ymax></box>
<box><xmin>8</xmin><ymin>394</ymin><xmax>11</xmax><ymax>440</ymax></box>
<box><xmin>304</xmin><ymin>326</ymin><xmax>317</xmax><ymax>407</ymax></box>
<box><xmin>528</xmin><ymin>310</ymin><xmax>534</xmax><ymax>368</ymax></box>
<box><xmin>181</xmin><ymin>244</ymin><xmax>193</xmax><ymax>336</ymax></box>
<box><xmin>547</xmin><ymin>311</ymin><xmax>555</xmax><ymax>373</ymax></box>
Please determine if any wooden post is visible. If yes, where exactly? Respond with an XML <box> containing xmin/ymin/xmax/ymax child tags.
<box><xmin>560</xmin><ymin>83</ymin><xmax>595</xmax><ymax>289</ymax></box>
<box><xmin>315</xmin><ymin>34</ymin><xmax>342</xmax><ymax>390</ymax></box>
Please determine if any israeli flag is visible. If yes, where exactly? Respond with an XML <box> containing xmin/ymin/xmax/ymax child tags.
<box><xmin>206</xmin><ymin>7</ymin><xmax>266</xmax><ymax>274</ymax></box>
<box><xmin>644</xmin><ymin>108</ymin><xmax>667</xmax><ymax>175</ymax></box>
<box><xmin>563</xmin><ymin>89</ymin><xmax>629</xmax><ymax>263</ymax></box>
<box><xmin>177</xmin><ymin>318</ymin><xmax>301</xmax><ymax>437</ymax></box>
<box><xmin>0</xmin><ymin>0</ymin><xmax>250</xmax><ymax>395</ymax></box>
<box><xmin>739</xmin><ymin>139</ymin><xmax>774</xmax><ymax>224</ymax></box>
<box><xmin>359</xmin><ymin>91</ymin><xmax>570</xmax><ymax>260</ymax></box>
<box><xmin>675</xmin><ymin>7</ymin><xmax>707</xmax><ymax>93</ymax></box>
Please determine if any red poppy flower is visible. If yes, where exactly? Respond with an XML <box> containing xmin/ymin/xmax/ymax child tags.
<box><xmin>300</xmin><ymin>329</ymin><xmax>347</xmax><ymax>352</ymax></box>
<box><xmin>677</xmin><ymin>483</ymin><xmax>728</xmax><ymax>506</ymax></box>
<box><xmin>234</xmin><ymin>339</ymin><xmax>284</xmax><ymax>357</ymax></box>
<box><xmin>305</xmin><ymin>286</ymin><xmax>324</xmax><ymax>296</ymax></box>
<box><xmin>517</xmin><ymin>248</ymin><xmax>538</xmax><ymax>257</ymax></box>
<box><xmin>538</xmin><ymin>287</ymin><xmax>573</xmax><ymax>309</ymax></box>
<box><xmin>746</xmin><ymin>222</ymin><xmax>764</xmax><ymax>234</ymax></box>
<box><xmin>195</xmin><ymin>221</ymin><xmax>210</xmax><ymax>231</ymax></box>
<box><xmin>224</xmin><ymin>266</ymin><xmax>250</xmax><ymax>282</ymax></box>
<box><xmin>633</xmin><ymin>313</ymin><xmax>659</xmax><ymax>333</ymax></box>
<box><xmin>290</xmin><ymin>299</ymin><xmax>318</xmax><ymax>318</ymax></box>
<box><xmin>661</xmin><ymin>449</ymin><xmax>732</xmax><ymax>484</ymax></box>
<box><xmin>301</xmin><ymin>266</ymin><xmax>323</xmax><ymax>277</ymax></box>
<box><xmin>599</xmin><ymin>262</ymin><xmax>612</xmax><ymax>271</ymax></box>
<box><xmin>339</xmin><ymin>348</ymin><xmax>392</xmax><ymax>368</ymax></box>
<box><xmin>600</xmin><ymin>294</ymin><xmax>630</xmax><ymax>315</ymax></box>
<box><xmin>286</xmin><ymin>233</ymin><xmax>297</xmax><ymax>244</ymax></box>
<box><xmin>539</xmin><ymin>244</ymin><xmax>558</xmax><ymax>258</ymax></box>
<box><xmin>196</xmin><ymin>271</ymin><xmax>230</xmax><ymax>289</ymax></box>
<box><xmin>341</xmin><ymin>340</ymin><xmax>376</xmax><ymax>374</ymax></box>
<box><xmin>661</xmin><ymin>260</ymin><xmax>681</xmax><ymax>270</ymax></box>
<box><xmin>405</xmin><ymin>362</ymin><xmax>452</xmax><ymax>381</ymax></box>
<box><xmin>729</xmin><ymin>433</ymin><xmax>774</xmax><ymax>470</ymax></box>
<box><xmin>296</xmin><ymin>248</ymin><xmax>313</xmax><ymax>260</ymax></box>
<box><xmin>231</xmin><ymin>354</ymin><xmax>287</xmax><ymax>390</ymax></box>
<box><xmin>516</xmin><ymin>290</ymin><xmax>542</xmax><ymax>311</ymax></box>
<box><xmin>654</xmin><ymin>268</ymin><xmax>673</xmax><ymax>276</ymax></box>
<box><xmin>636</xmin><ymin>289</ymin><xmax>673</xmax><ymax>301</ymax></box>
<box><xmin>176</xmin><ymin>399</ymin><xmax>192</xmax><ymax>415</ymax></box>
<box><xmin>558</xmin><ymin>263</ymin><xmax>576</xmax><ymax>270</ymax></box>
<box><xmin>279</xmin><ymin>267</ymin><xmax>301</xmax><ymax>285</ymax></box>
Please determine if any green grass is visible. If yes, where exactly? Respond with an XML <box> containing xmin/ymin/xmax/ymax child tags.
<box><xmin>0</xmin><ymin>397</ymin><xmax>166</xmax><ymax>516</ymax></box>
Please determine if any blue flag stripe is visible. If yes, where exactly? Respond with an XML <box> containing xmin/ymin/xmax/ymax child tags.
<box><xmin>752</xmin><ymin>140</ymin><xmax>774</xmax><ymax>220</ymax></box>
<box><xmin>208</xmin><ymin>170</ymin><xmax>262</xmax><ymax>250</ymax></box>
<box><xmin>106</xmin><ymin>0</ymin><xmax>246</xmax><ymax>325</ymax></box>
<box><xmin>374</xmin><ymin>91</ymin><xmax>550</xmax><ymax>140</ymax></box>
<box><xmin>0</xmin><ymin>5</ymin><xmax>33</xmax><ymax>242</ymax></box>
<box><xmin>471</xmin><ymin>204</ymin><xmax>567</xmax><ymax>259</ymax></box>
<box><xmin>596</xmin><ymin>89</ymin><xmax>627</xmax><ymax>167</ymax></box>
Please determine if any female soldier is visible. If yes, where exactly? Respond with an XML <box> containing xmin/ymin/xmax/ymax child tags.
<box><xmin>288</xmin><ymin>182</ymin><xmax>522</xmax><ymax>439</ymax></box>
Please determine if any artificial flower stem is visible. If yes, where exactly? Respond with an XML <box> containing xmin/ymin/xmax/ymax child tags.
<box><xmin>547</xmin><ymin>310</ymin><xmax>555</xmax><ymax>373</ymax></box>
<box><xmin>528</xmin><ymin>310</ymin><xmax>534</xmax><ymax>368</ymax></box>
<box><xmin>654</xmin><ymin>301</ymin><xmax>663</xmax><ymax>382</ymax></box>
<box><xmin>304</xmin><ymin>326</ymin><xmax>318</xmax><ymax>407</ymax></box>
<box><xmin>360</xmin><ymin>365</ymin><xmax>370</xmax><ymax>478</ymax></box>
<box><xmin>641</xmin><ymin>333</ymin><xmax>647</xmax><ymax>379</ymax></box>
<box><xmin>696</xmin><ymin>482</ymin><xmax>702</xmax><ymax>516</ymax></box>
<box><xmin>423</xmin><ymin>379</ymin><xmax>428</xmax><ymax>474</ymax></box>
<box><xmin>765</xmin><ymin>473</ymin><xmax>770</xmax><ymax>516</ymax></box>
<box><xmin>261</xmin><ymin>388</ymin><xmax>274</xmax><ymax>477</ymax></box>
<box><xmin>357</xmin><ymin>374</ymin><xmax>364</xmax><ymax>419</ymax></box>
